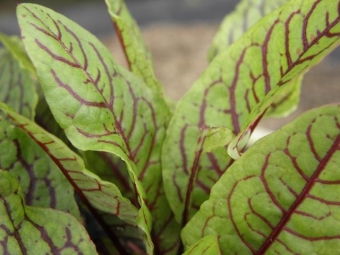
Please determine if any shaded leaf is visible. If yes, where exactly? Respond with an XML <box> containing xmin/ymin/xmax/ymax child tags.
<box><xmin>0</xmin><ymin>34</ymin><xmax>67</xmax><ymax>145</ymax></box>
<box><xmin>182</xmin><ymin>235</ymin><xmax>221</xmax><ymax>255</ymax></box>
<box><xmin>0</xmin><ymin>103</ymin><xmax>142</xmax><ymax>253</ymax></box>
<box><xmin>0</xmin><ymin>170</ymin><xmax>97</xmax><ymax>255</ymax></box>
<box><xmin>105</xmin><ymin>0</ymin><xmax>164</xmax><ymax>95</ymax></box>
<box><xmin>0</xmin><ymin>113</ymin><xmax>80</xmax><ymax>219</ymax></box>
<box><xmin>0</xmin><ymin>47</ymin><xmax>37</xmax><ymax>119</ymax></box>
<box><xmin>0</xmin><ymin>33</ymin><xmax>36</xmax><ymax>75</ymax></box>
<box><xmin>182</xmin><ymin>104</ymin><xmax>340</xmax><ymax>254</ymax></box>
<box><xmin>162</xmin><ymin>0</ymin><xmax>340</xmax><ymax>227</ymax></box>
<box><xmin>82</xmin><ymin>151</ymin><xmax>136</xmax><ymax>205</ymax></box>
<box><xmin>79</xmin><ymin>199</ymin><xmax>146</xmax><ymax>255</ymax></box>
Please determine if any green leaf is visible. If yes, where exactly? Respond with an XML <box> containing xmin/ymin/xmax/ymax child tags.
<box><xmin>82</xmin><ymin>151</ymin><xmax>136</xmax><ymax>205</ymax></box>
<box><xmin>162</xmin><ymin>0</ymin><xmax>340</xmax><ymax>226</ymax></box>
<box><xmin>0</xmin><ymin>33</ymin><xmax>36</xmax><ymax>75</ymax></box>
<box><xmin>105</xmin><ymin>0</ymin><xmax>164</xmax><ymax>96</ymax></box>
<box><xmin>17</xmin><ymin>3</ymin><xmax>178</xmax><ymax>253</ymax></box>
<box><xmin>209</xmin><ymin>0</ymin><xmax>302</xmax><ymax>119</ymax></box>
<box><xmin>0</xmin><ymin>48</ymin><xmax>37</xmax><ymax>119</ymax></box>
<box><xmin>228</xmin><ymin>0</ymin><xmax>340</xmax><ymax>158</ymax></box>
<box><xmin>182</xmin><ymin>104</ymin><xmax>340</xmax><ymax>254</ymax></box>
<box><xmin>0</xmin><ymin>113</ymin><xmax>80</xmax><ymax>219</ymax></box>
<box><xmin>84</xmin><ymin>151</ymin><xmax>181</xmax><ymax>254</ymax></box>
<box><xmin>0</xmin><ymin>170</ymin><xmax>98</xmax><ymax>255</ymax></box>
<box><xmin>182</xmin><ymin>235</ymin><xmax>221</xmax><ymax>255</ymax></box>
<box><xmin>0</xmin><ymin>102</ymin><xmax>139</xmax><ymax>227</ymax></box>
<box><xmin>209</xmin><ymin>0</ymin><xmax>288</xmax><ymax>61</ymax></box>
<box><xmin>264</xmin><ymin>75</ymin><xmax>302</xmax><ymax>118</ymax></box>
<box><xmin>201</xmin><ymin>127</ymin><xmax>234</xmax><ymax>153</ymax></box>
<box><xmin>79</xmin><ymin>200</ymin><xmax>146</xmax><ymax>254</ymax></box>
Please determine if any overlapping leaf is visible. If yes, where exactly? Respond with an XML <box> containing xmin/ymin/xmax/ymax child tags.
<box><xmin>0</xmin><ymin>113</ymin><xmax>80</xmax><ymax>219</ymax></box>
<box><xmin>162</xmin><ymin>0</ymin><xmax>340</xmax><ymax>227</ymax></box>
<box><xmin>0</xmin><ymin>47</ymin><xmax>37</xmax><ymax>120</ymax></box>
<box><xmin>17</xmin><ymin>3</ymin><xmax>177</xmax><ymax>253</ymax></box>
<box><xmin>82</xmin><ymin>151</ymin><xmax>136</xmax><ymax>205</ymax></box>
<box><xmin>0</xmin><ymin>103</ymin><xmax>141</xmax><ymax>252</ymax></box>
<box><xmin>209</xmin><ymin>0</ymin><xmax>301</xmax><ymax>119</ymax></box>
<box><xmin>79</xmin><ymin>200</ymin><xmax>145</xmax><ymax>254</ymax></box>
<box><xmin>182</xmin><ymin>104</ymin><xmax>340</xmax><ymax>254</ymax></box>
<box><xmin>0</xmin><ymin>34</ymin><xmax>36</xmax><ymax>75</ymax></box>
<box><xmin>105</xmin><ymin>0</ymin><xmax>164</xmax><ymax>95</ymax></box>
<box><xmin>0</xmin><ymin>34</ymin><xmax>67</xmax><ymax>144</ymax></box>
<box><xmin>208</xmin><ymin>0</ymin><xmax>288</xmax><ymax>61</ymax></box>
<box><xmin>228</xmin><ymin>0</ymin><xmax>340</xmax><ymax>158</ymax></box>
<box><xmin>0</xmin><ymin>170</ymin><xmax>97</xmax><ymax>255</ymax></box>
<box><xmin>105</xmin><ymin>0</ymin><xmax>180</xmax><ymax>252</ymax></box>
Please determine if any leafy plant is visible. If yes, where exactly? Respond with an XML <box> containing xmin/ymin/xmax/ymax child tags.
<box><xmin>1</xmin><ymin>0</ymin><xmax>340</xmax><ymax>254</ymax></box>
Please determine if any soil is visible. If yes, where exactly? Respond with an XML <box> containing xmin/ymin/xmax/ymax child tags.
<box><xmin>102</xmin><ymin>23</ymin><xmax>340</xmax><ymax>131</ymax></box>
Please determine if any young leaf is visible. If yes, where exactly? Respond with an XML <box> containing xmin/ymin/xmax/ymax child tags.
<box><xmin>162</xmin><ymin>0</ymin><xmax>340</xmax><ymax>226</ymax></box>
<box><xmin>201</xmin><ymin>127</ymin><xmax>234</xmax><ymax>153</ymax></box>
<box><xmin>182</xmin><ymin>235</ymin><xmax>221</xmax><ymax>255</ymax></box>
<box><xmin>0</xmin><ymin>170</ymin><xmax>98</xmax><ymax>255</ymax></box>
<box><xmin>105</xmin><ymin>0</ymin><xmax>164</xmax><ymax>96</ymax></box>
<box><xmin>0</xmin><ymin>48</ymin><xmax>37</xmax><ymax>119</ymax></box>
<box><xmin>264</xmin><ymin>75</ymin><xmax>302</xmax><ymax>118</ymax></box>
<box><xmin>0</xmin><ymin>114</ymin><xmax>80</xmax><ymax>219</ymax></box>
<box><xmin>182</xmin><ymin>104</ymin><xmax>340</xmax><ymax>254</ymax></box>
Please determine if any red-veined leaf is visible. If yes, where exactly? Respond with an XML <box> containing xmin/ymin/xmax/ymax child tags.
<box><xmin>183</xmin><ymin>104</ymin><xmax>340</xmax><ymax>254</ymax></box>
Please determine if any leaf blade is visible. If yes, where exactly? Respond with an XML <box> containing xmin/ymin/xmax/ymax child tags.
<box><xmin>182</xmin><ymin>104</ymin><xmax>340</xmax><ymax>254</ymax></box>
<box><xmin>0</xmin><ymin>103</ymin><xmax>146</xmax><ymax>253</ymax></box>
<box><xmin>17</xmin><ymin>3</ymin><xmax>177</xmax><ymax>253</ymax></box>
<box><xmin>182</xmin><ymin>235</ymin><xmax>221</xmax><ymax>255</ymax></box>
<box><xmin>105</xmin><ymin>0</ymin><xmax>164</xmax><ymax>96</ymax></box>
<box><xmin>162</xmin><ymin>0</ymin><xmax>340</xmax><ymax>226</ymax></box>
<box><xmin>0</xmin><ymin>113</ymin><xmax>80</xmax><ymax>219</ymax></box>
<box><xmin>208</xmin><ymin>0</ymin><xmax>288</xmax><ymax>61</ymax></box>
<box><xmin>0</xmin><ymin>47</ymin><xmax>37</xmax><ymax>119</ymax></box>
<box><xmin>0</xmin><ymin>170</ymin><xmax>98</xmax><ymax>255</ymax></box>
<box><xmin>0</xmin><ymin>102</ymin><xmax>139</xmax><ymax>227</ymax></box>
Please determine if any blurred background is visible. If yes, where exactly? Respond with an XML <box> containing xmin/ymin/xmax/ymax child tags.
<box><xmin>1</xmin><ymin>0</ymin><xmax>339</xmax><ymax>132</ymax></box>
